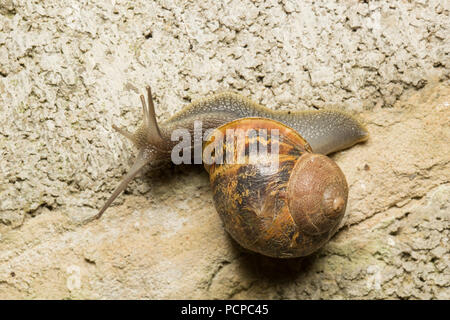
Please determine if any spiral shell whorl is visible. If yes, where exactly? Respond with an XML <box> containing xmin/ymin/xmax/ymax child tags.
<box><xmin>287</xmin><ymin>153</ymin><xmax>348</xmax><ymax>236</ymax></box>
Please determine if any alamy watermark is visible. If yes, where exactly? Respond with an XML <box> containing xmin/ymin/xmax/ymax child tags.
<box><xmin>170</xmin><ymin>121</ymin><xmax>280</xmax><ymax>176</ymax></box>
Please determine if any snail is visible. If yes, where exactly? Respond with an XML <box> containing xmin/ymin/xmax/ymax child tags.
<box><xmin>94</xmin><ymin>86</ymin><xmax>368</xmax><ymax>258</ymax></box>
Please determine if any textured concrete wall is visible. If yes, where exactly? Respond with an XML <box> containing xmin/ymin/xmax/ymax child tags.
<box><xmin>0</xmin><ymin>0</ymin><xmax>448</xmax><ymax>299</ymax></box>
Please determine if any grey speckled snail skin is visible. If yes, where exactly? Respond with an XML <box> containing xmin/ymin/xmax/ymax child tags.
<box><xmin>92</xmin><ymin>86</ymin><xmax>369</xmax><ymax>258</ymax></box>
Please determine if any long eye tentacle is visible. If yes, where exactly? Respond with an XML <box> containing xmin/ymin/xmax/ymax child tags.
<box><xmin>90</xmin><ymin>85</ymin><xmax>164</xmax><ymax>222</ymax></box>
<box><xmin>89</xmin><ymin>149</ymin><xmax>151</xmax><ymax>222</ymax></box>
<box><xmin>142</xmin><ymin>86</ymin><xmax>163</xmax><ymax>145</ymax></box>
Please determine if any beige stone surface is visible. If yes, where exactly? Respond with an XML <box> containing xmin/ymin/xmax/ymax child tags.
<box><xmin>0</xmin><ymin>0</ymin><xmax>449</xmax><ymax>299</ymax></box>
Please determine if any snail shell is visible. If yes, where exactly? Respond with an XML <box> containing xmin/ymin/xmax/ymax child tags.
<box><xmin>203</xmin><ymin>118</ymin><xmax>348</xmax><ymax>258</ymax></box>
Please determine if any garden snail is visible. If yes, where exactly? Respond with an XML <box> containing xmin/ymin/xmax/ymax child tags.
<box><xmin>94</xmin><ymin>86</ymin><xmax>368</xmax><ymax>258</ymax></box>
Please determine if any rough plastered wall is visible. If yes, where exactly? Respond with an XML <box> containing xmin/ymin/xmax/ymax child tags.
<box><xmin>0</xmin><ymin>0</ymin><xmax>449</xmax><ymax>299</ymax></box>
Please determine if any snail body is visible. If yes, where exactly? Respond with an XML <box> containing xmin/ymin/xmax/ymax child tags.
<box><xmin>94</xmin><ymin>86</ymin><xmax>368</xmax><ymax>258</ymax></box>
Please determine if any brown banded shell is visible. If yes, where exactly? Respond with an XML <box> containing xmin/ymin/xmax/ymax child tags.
<box><xmin>203</xmin><ymin>118</ymin><xmax>348</xmax><ymax>258</ymax></box>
